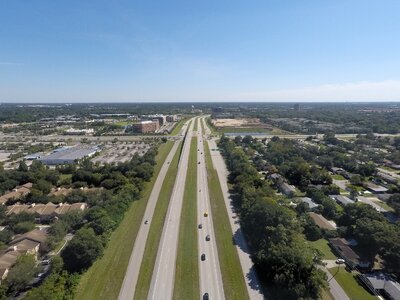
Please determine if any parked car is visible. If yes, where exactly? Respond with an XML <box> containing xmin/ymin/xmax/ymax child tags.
<box><xmin>336</xmin><ymin>258</ymin><xmax>345</xmax><ymax>264</ymax></box>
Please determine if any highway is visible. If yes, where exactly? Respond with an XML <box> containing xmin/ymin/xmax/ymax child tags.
<box><xmin>118</xmin><ymin>120</ymin><xmax>190</xmax><ymax>300</ymax></box>
<box><xmin>202</xmin><ymin>117</ymin><xmax>264</xmax><ymax>300</ymax></box>
<box><xmin>196</xmin><ymin>118</ymin><xmax>225</xmax><ymax>300</ymax></box>
<box><xmin>147</xmin><ymin>119</ymin><xmax>195</xmax><ymax>300</ymax></box>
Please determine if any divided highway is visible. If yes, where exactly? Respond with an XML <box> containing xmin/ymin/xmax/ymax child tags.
<box><xmin>118</xmin><ymin>120</ymin><xmax>191</xmax><ymax>300</ymax></box>
<box><xmin>202</xmin><ymin>117</ymin><xmax>264</xmax><ymax>299</ymax></box>
<box><xmin>197</xmin><ymin>118</ymin><xmax>225</xmax><ymax>300</ymax></box>
<box><xmin>147</xmin><ymin>120</ymin><xmax>195</xmax><ymax>300</ymax></box>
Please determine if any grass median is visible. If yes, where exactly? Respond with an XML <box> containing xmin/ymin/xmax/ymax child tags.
<box><xmin>204</xmin><ymin>142</ymin><xmax>249</xmax><ymax>300</ymax></box>
<box><xmin>74</xmin><ymin>141</ymin><xmax>174</xmax><ymax>300</ymax></box>
<box><xmin>173</xmin><ymin>137</ymin><xmax>199</xmax><ymax>299</ymax></box>
<box><xmin>170</xmin><ymin>118</ymin><xmax>188</xmax><ymax>136</ymax></box>
<box><xmin>134</xmin><ymin>141</ymin><xmax>183</xmax><ymax>300</ymax></box>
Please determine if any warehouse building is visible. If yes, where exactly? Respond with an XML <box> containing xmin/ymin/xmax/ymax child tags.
<box><xmin>38</xmin><ymin>145</ymin><xmax>99</xmax><ymax>165</ymax></box>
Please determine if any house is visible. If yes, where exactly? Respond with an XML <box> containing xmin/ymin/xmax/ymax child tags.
<box><xmin>279</xmin><ymin>182</ymin><xmax>296</xmax><ymax>196</ymax></box>
<box><xmin>309</xmin><ymin>212</ymin><xmax>336</xmax><ymax>230</ymax></box>
<box><xmin>329</xmin><ymin>238</ymin><xmax>370</xmax><ymax>269</ymax></box>
<box><xmin>296</xmin><ymin>197</ymin><xmax>318</xmax><ymax>210</ymax></box>
<box><xmin>377</xmin><ymin>172</ymin><xmax>398</xmax><ymax>185</ymax></box>
<box><xmin>7</xmin><ymin>202</ymin><xmax>87</xmax><ymax>223</ymax></box>
<box><xmin>0</xmin><ymin>182</ymin><xmax>33</xmax><ymax>205</ymax></box>
<box><xmin>361</xmin><ymin>273</ymin><xmax>400</xmax><ymax>300</ymax></box>
<box><xmin>9</xmin><ymin>229</ymin><xmax>48</xmax><ymax>253</ymax></box>
<box><xmin>0</xmin><ymin>251</ymin><xmax>19</xmax><ymax>281</ymax></box>
<box><xmin>329</xmin><ymin>195</ymin><xmax>354</xmax><ymax>206</ymax></box>
<box><xmin>364</xmin><ymin>182</ymin><xmax>388</xmax><ymax>194</ymax></box>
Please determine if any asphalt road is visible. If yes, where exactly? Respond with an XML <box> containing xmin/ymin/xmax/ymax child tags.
<box><xmin>202</xmin><ymin>117</ymin><xmax>264</xmax><ymax>300</ymax></box>
<box><xmin>118</xmin><ymin>140</ymin><xmax>181</xmax><ymax>300</ymax></box>
<box><xmin>319</xmin><ymin>266</ymin><xmax>350</xmax><ymax>300</ymax></box>
<box><xmin>147</xmin><ymin>119</ymin><xmax>195</xmax><ymax>300</ymax></box>
<box><xmin>197</xmin><ymin>118</ymin><xmax>225</xmax><ymax>300</ymax></box>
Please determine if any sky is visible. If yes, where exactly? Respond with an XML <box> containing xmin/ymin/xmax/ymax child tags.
<box><xmin>1</xmin><ymin>0</ymin><xmax>400</xmax><ymax>102</ymax></box>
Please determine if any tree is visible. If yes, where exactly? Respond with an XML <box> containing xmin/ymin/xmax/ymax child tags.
<box><xmin>6</xmin><ymin>254</ymin><xmax>36</xmax><ymax>293</ymax></box>
<box><xmin>18</xmin><ymin>161</ymin><xmax>28</xmax><ymax>172</ymax></box>
<box><xmin>61</xmin><ymin>228</ymin><xmax>104</xmax><ymax>273</ymax></box>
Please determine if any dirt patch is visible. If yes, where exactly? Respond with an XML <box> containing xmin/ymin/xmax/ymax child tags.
<box><xmin>211</xmin><ymin>118</ymin><xmax>262</xmax><ymax>128</ymax></box>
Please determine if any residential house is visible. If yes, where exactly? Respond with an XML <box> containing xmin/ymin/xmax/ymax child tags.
<box><xmin>0</xmin><ymin>182</ymin><xmax>32</xmax><ymax>205</ymax></box>
<box><xmin>364</xmin><ymin>182</ymin><xmax>389</xmax><ymax>194</ymax></box>
<box><xmin>329</xmin><ymin>195</ymin><xmax>355</xmax><ymax>206</ymax></box>
<box><xmin>329</xmin><ymin>238</ymin><xmax>370</xmax><ymax>269</ymax></box>
<box><xmin>361</xmin><ymin>273</ymin><xmax>400</xmax><ymax>300</ymax></box>
<box><xmin>296</xmin><ymin>197</ymin><xmax>319</xmax><ymax>210</ymax></box>
<box><xmin>9</xmin><ymin>229</ymin><xmax>48</xmax><ymax>253</ymax></box>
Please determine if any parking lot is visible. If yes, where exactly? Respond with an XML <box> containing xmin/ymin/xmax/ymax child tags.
<box><xmin>92</xmin><ymin>141</ymin><xmax>150</xmax><ymax>164</ymax></box>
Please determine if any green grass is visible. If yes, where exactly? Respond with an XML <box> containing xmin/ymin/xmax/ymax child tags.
<box><xmin>332</xmin><ymin>174</ymin><xmax>346</xmax><ymax>180</ymax></box>
<box><xmin>308</xmin><ymin>239</ymin><xmax>337</xmax><ymax>260</ymax></box>
<box><xmin>204</xmin><ymin>142</ymin><xmax>250</xmax><ymax>300</ymax></box>
<box><xmin>170</xmin><ymin>118</ymin><xmax>188</xmax><ymax>136</ymax></box>
<box><xmin>373</xmin><ymin>200</ymin><xmax>394</xmax><ymax>212</ymax></box>
<box><xmin>74</xmin><ymin>141</ymin><xmax>174</xmax><ymax>300</ymax></box>
<box><xmin>134</xmin><ymin>141</ymin><xmax>183</xmax><ymax>300</ymax></box>
<box><xmin>200</xmin><ymin>117</ymin><xmax>206</xmax><ymax>133</ymax></box>
<box><xmin>217</xmin><ymin>126</ymin><xmax>287</xmax><ymax>134</ymax></box>
<box><xmin>328</xmin><ymin>267</ymin><xmax>377</xmax><ymax>300</ymax></box>
<box><xmin>173</xmin><ymin>137</ymin><xmax>199</xmax><ymax>299</ymax></box>
<box><xmin>115</xmin><ymin>121</ymin><xmax>131</xmax><ymax>127</ymax></box>
<box><xmin>193</xmin><ymin>117</ymin><xmax>198</xmax><ymax>132</ymax></box>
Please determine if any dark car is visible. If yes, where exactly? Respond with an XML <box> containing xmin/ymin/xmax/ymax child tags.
<box><xmin>205</xmin><ymin>234</ymin><xmax>210</xmax><ymax>241</ymax></box>
<box><xmin>198</xmin><ymin>223</ymin><xmax>203</xmax><ymax>229</ymax></box>
<box><xmin>198</xmin><ymin>162</ymin><xmax>200</xmax><ymax>164</ymax></box>
<box><xmin>203</xmin><ymin>293</ymin><xmax>209</xmax><ymax>300</ymax></box>
<box><xmin>201</xmin><ymin>254</ymin><xmax>206</xmax><ymax>261</ymax></box>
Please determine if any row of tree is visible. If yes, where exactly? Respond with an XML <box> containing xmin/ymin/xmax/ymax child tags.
<box><xmin>218</xmin><ymin>136</ymin><xmax>327</xmax><ymax>299</ymax></box>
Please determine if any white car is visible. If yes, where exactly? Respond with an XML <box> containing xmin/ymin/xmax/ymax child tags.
<box><xmin>336</xmin><ymin>258</ymin><xmax>345</xmax><ymax>264</ymax></box>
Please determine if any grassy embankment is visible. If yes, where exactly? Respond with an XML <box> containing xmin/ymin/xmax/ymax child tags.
<box><xmin>204</xmin><ymin>142</ymin><xmax>249</xmax><ymax>300</ymax></box>
<box><xmin>133</xmin><ymin>140</ymin><xmax>183</xmax><ymax>300</ymax></box>
<box><xmin>170</xmin><ymin>118</ymin><xmax>188</xmax><ymax>136</ymax></box>
<box><xmin>173</xmin><ymin>137</ymin><xmax>199</xmax><ymax>299</ymax></box>
<box><xmin>74</xmin><ymin>141</ymin><xmax>174</xmax><ymax>300</ymax></box>
<box><xmin>193</xmin><ymin>117</ymin><xmax>198</xmax><ymax>132</ymax></box>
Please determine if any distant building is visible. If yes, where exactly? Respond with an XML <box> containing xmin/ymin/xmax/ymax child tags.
<box><xmin>166</xmin><ymin>115</ymin><xmax>178</xmax><ymax>122</ymax></box>
<box><xmin>24</xmin><ymin>153</ymin><xmax>42</xmax><ymax>160</ymax></box>
<box><xmin>64</xmin><ymin>128</ymin><xmax>94</xmax><ymax>135</ymax></box>
<box><xmin>296</xmin><ymin>197</ymin><xmax>318</xmax><ymax>210</ymax></box>
<box><xmin>377</xmin><ymin>172</ymin><xmax>398</xmax><ymax>184</ymax></box>
<box><xmin>279</xmin><ymin>182</ymin><xmax>296</xmax><ymax>196</ymax></box>
<box><xmin>38</xmin><ymin>145</ymin><xmax>99</xmax><ymax>165</ymax></box>
<box><xmin>128</xmin><ymin>120</ymin><xmax>159</xmax><ymax>133</ymax></box>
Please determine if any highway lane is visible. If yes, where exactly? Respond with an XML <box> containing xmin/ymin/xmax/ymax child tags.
<box><xmin>197</xmin><ymin>118</ymin><xmax>225</xmax><ymax>300</ymax></box>
<box><xmin>202</xmin><ymin>117</ymin><xmax>264</xmax><ymax>300</ymax></box>
<box><xmin>147</xmin><ymin>119</ymin><xmax>195</xmax><ymax>300</ymax></box>
<box><xmin>118</xmin><ymin>121</ymin><xmax>190</xmax><ymax>300</ymax></box>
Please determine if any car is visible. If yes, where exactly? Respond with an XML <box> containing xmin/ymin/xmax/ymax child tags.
<box><xmin>204</xmin><ymin>212</ymin><xmax>208</xmax><ymax>217</ymax></box>
<box><xmin>144</xmin><ymin>220</ymin><xmax>149</xmax><ymax>224</ymax></box>
<box><xmin>336</xmin><ymin>258</ymin><xmax>345</xmax><ymax>264</ymax></box>
<box><xmin>203</xmin><ymin>293</ymin><xmax>209</xmax><ymax>300</ymax></box>
<box><xmin>198</xmin><ymin>223</ymin><xmax>202</xmax><ymax>229</ymax></box>
<box><xmin>201</xmin><ymin>254</ymin><xmax>206</xmax><ymax>261</ymax></box>
<box><xmin>36</xmin><ymin>272</ymin><xmax>45</xmax><ymax>278</ymax></box>
<box><xmin>205</xmin><ymin>234</ymin><xmax>210</xmax><ymax>241</ymax></box>
<box><xmin>42</xmin><ymin>259</ymin><xmax>51</xmax><ymax>265</ymax></box>
<box><xmin>198</xmin><ymin>162</ymin><xmax>200</xmax><ymax>164</ymax></box>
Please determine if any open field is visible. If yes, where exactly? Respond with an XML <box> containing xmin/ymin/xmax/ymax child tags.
<box><xmin>218</xmin><ymin>126</ymin><xmax>288</xmax><ymax>135</ymax></box>
<box><xmin>328</xmin><ymin>267</ymin><xmax>377</xmax><ymax>300</ymax></box>
<box><xmin>308</xmin><ymin>239</ymin><xmax>337</xmax><ymax>260</ymax></box>
<box><xmin>332</xmin><ymin>174</ymin><xmax>346</xmax><ymax>180</ymax></box>
<box><xmin>133</xmin><ymin>141</ymin><xmax>183</xmax><ymax>300</ymax></box>
<box><xmin>173</xmin><ymin>137</ymin><xmax>199</xmax><ymax>299</ymax></box>
<box><xmin>204</xmin><ymin>142</ymin><xmax>249</xmax><ymax>300</ymax></box>
<box><xmin>74</xmin><ymin>141</ymin><xmax>174</xmax><ymax>300</ymax></box>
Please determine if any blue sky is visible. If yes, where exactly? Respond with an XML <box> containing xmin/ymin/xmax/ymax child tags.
<box><xmin>1</xmin><ymin>0</ymin><xmax>400</xmax><ymax>102</ymax></box>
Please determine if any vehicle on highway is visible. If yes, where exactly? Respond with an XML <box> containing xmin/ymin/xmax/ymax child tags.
<box><xmin>198</xmin><ymin>223</ymin><xmax>203</xmax><ymax>229</ymax></box>
<box><xmin>204</xmin><ymin>212</ymin><xmax>208</xmax><ymax>217</ymax></box>
<box><xmin>205</xmin><ymin>234</ymin><xmax>210</xmax><ymax>241</ymax></box>
<box><xmin>203</xmin><ymin>292</ymin><xmax>209</xmax><ymax>300</ymax></box>
<box><xmin>336</xmin><ymin>258</ymin><xmax>345</xmax><ymax>264</ymax></box>
<box><xmin>198</xmin><ymin>161</ymin><xmax>200</xmax><ymax>164</ymax></box>
<box><xmin>144</xmin><ymin>220</ymin><xmax>149</xmax><ymax>224</ymax></box>
<box><xmin>201</xmin><ymin>254</ymin><xmax>206</xmax><ymax>261</ymax></box>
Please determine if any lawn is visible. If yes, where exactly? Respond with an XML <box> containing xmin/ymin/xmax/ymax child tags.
<box><xmin>217</xmin><ymin>126</ymin><xmax>288</xmax><ymax>135</ymax></box>
<box><xmin>74</xmin><ymin>141</ymin><xmax>174</xmax><ymax>300</ymax></box>
<box><xmin>328</xmin><ymin>267</ymin><xmax>377</xmax><ymax>300</ymax></box>
<box><xmin>170</xmin><ymin>118</ymin><xmax>188</xmax><ymax>136</ymax></box>
<box><xmin>332</xmin><ymin>174</ymin><xmax>346</xmax><ymax>180</ymax></box>
<box><xmin>134</xmin><ymin>141</ymin><xmax>183</xmax><ymax>300</ymax></box>
<box><xmin>308</xmin><ymin>239</ymin><xmax>337</xmax><ymax>260</ymax></box>
<box><xmin>193</xmin><ymin>117</ymin><xmax>198</xmax><ymax>132</ymax></box>
<box><xmin>173</xmin><ymin>137</ymin><xmax>199</xmax><ymax>299</ymax></box>
<box><xmin>204</xmin><ymin>142</ymin><xmax>249</xmax><ymax>300</ymax></box>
